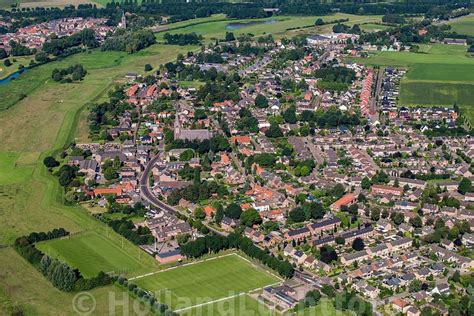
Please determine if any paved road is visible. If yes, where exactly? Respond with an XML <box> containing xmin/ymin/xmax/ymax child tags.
<box><xmin>306</xmin><ymin>136</ymin><xmax>324</xmax><ymax>165</ymax></box>
<box><xmin>139</xmin><ymin>153</ymin><xmax>227</xmax><ymax>236</ymax></box>
<box><xmin>139</xmin><ymin>154</ymin><xmax>178</xmax><ymax>214</ymax></box>
<box><xmin>369</xmin><ymin>68</ymin><xmax>383</xmax><ymax>123</ymax></box>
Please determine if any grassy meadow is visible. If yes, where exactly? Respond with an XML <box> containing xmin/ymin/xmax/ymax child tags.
<box><xmin>447</xmin><ymin>14</ymin><xmax>474</xmax><ymax>37</ymax></box>
<box><xmin>133</xmin><ymin>254</ymin><xmax>280</xmax><ymax>310</ymax></box>
<box><xmin>0</xmin><ymin>44</ymin><xmax>193</xmax><ymax>314</ymax></box>
<box><xmin>359</xmin><ymin>23</ymin><xmax>391</xmax><ymax>32</ymax></box>
<box><xmin>36</xmin><ymin>231</ymin><xmax>156</xmax><ymax>278</ymax></box>
<box><xmin>0</xmin><ymin>0</ymin><xmax>95</xmax><ymax>9</ymax></box>
<box><xmin>155</xmin><ymin>13</ymin><xmax>382</xmax><ymax>42</ymax></box>
<box><xmin>180</xmin><ymin>294</ymin><xmax>273</xmax><ymax>316</ymax></box>
<box><xmin>0</xmin><ymin>56</ymin><xmax>32</xmax><ymax>80</ymax></box>
<box><xmin>350</xmin><ymin>44</ymin><xmax>474</xmax><ymax>123</ymax></box>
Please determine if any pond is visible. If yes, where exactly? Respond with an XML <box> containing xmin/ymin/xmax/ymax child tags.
<box><xmin>225</xmin><ymin>19</ymin><xmax>277</xmax><ymax>30</ymax></box>
<box><xmin>0</xmin><ymin>68</ymin><xmax>29</xmax><ymax>86</ymax></box>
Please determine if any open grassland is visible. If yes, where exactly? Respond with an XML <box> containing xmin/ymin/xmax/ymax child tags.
<box><xmin>134</xmin><ymin>254</ymin><xmax>280</xmax><ymax>310</ymax></box>
<box><xmin>36</xmin><ymin>231</ymin><xmax>155</xmax><ymax>278</ymax></box>
<box><xmin>399</xmin><ymin>81</ymin><xmax>474</xmax><ymax>106</ymax></box>
<box><xmin>0</xmin><ymin>248</ymin><xmax>155</xmax><ymax>315</ymax></box>
<box><xmin>350</xmin><ymin>44</ymin><xmax>474</xmax><ymax>122</ymax></box>
<box><xmin>353</xmin><ymin>44</ymin><xmax>473</xmax><ymax>67</ymax></box>
<box><xmin>359</xmin><ymin>23</ymin><xmax>391</xmax><ymax>32</ymax></box>
<box><xmin>406</xmin><ymin>63</ymin><xmax>474</xmax><ymax>82</ymax></box>
<box><xmin>0</xmin><ymin>56</ymin><xmax>32</xmax><ymax>80</ymax></box>
<box><xmin>0</xmin><ymin>44</ymin><xmax>192</xmax><ymax>314</ymax></box>
<box><xmin>447</xmin><ymin>14</ymin><xmax>474</xmax><ymax>36</ymax></box>
<box><xmin>0</xmin><ymin>0</ymin><xmax>96</xmax><ymax>8</ymax></box>
<box><xmin>155</xmin><ymin>13</ymin><xmax>382</xmax><ymax>42</ymax></box>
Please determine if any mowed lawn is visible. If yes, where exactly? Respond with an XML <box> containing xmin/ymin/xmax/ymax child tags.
<box><xmin>360</xmin><ymin>23</ymin><xmax>391</xmax><ymax>32</ymax></box>
<box><xmin>180</xmin><ymin>296</ymin><xmax>351</xmax><ymax>316</ymax></box>
<box><xmin>36</xmin><ymin>232</ymin><xmax>151</xmax><ymax>278</ymax></box>
<box><xmin>447</xmin><ymin>14</ymin><xmax>474</xmax><ymax>36</ymax></box>
<box><xmin>134</xmin><ymin>254</ymin><xmax>280</xmax><ymax>310</ymax></box>
<box><xmin>180</xmin><ymin>294</ymin><xmax>273</xmax><ymax>316</ymax></box>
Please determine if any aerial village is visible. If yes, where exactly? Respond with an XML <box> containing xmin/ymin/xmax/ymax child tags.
<box><xmin>42</xmin><ymin>25</ymin><xmax>474</xmax><ymax>315</ymax></box>
<box><xmin>0</xmin><ymin>16</ymin><xmax>116</xmax><ymax>52</ymax></box>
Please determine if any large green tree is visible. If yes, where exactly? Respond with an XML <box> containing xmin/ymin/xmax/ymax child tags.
<box><xmin>240</xmin><ymin>208</ymin><xmax>262</xmax><ymax>227</ymax></box>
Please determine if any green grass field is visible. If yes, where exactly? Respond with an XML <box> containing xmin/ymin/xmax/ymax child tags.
<box><xmin>0</xmin><ymin>56</ymin><xmax>32</xmax><ymax>80</ymax></box>
<box><xmin>179</xmin><ymin>295</ymin><xmax>350</xmax><ymax>316</ymax></box>
<box><xmin>0</xmin><ymin>43</ymin><xmax>192</xmax><ymax>314</ymax></box>
<box><xmin>360</xmin><ymin>23</ymin><xmax>390</xmax><ymax>32</ymax></box>
<box><xmin>0</xmin><ymin>248</ymin><xmax>155</xmax><ymax>315</ymax></box>
<box><xmin>36</xmin><ymin>231</ymin><xmax>154</xmax><ymax>278</ymax></box>
<box><xmin>133</xmin><ymin>254</ymin><xmax>280</xmax><ymax>310</ymax></box>
<box><xmin>180</xmin><ymin>294</ymin><xmax>273</xmax><ymax>316</ymax></box>
<box><xmin>447</xmin><ymin>14</ymin><xmax>474</xmax><ymax>36</ymax></box>
<box><xmin>350</xmin><ymin>44</ymin><xmax>474</xmax><ymax>123</ymax></box>
<box><xmin>293</xmin><ymin>298</ymin><xmax>351</xmax><ymax>315</ymax></box>
<box><xmin>156</xmin><ymin>13</ymin><xmax>382</xmax><ymax>42</ymax></box>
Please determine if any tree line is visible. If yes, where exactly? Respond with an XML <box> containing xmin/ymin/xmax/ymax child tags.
<box><xmin>165</xmin><ymin>134</ymin><xmax>230</xmax><ymax>154</ymax></box>
<box><xmin>314</xmin><ymin>66</ymin><xmax>356</xmax><ymax>92</ymax></box>
<box><xmin>95</xmin><ymin>215</ymin><xmax>155</xmax><ymax>245</ymax></box>
<box><xmin>180</xmin><ymin>233</ymin><xmax>294</xmax><ymax>278</ymax></box>
<box><xmin>14</xmin><ymin>229</ymin><xmax>113</xmax><ymax>292</ymax></box>
<box><xmin>163</xmin><ymin>32</ymin><xmax>203</xmax><ymax>46</ymax></box>
<box><xmin>116</xmin><ymin>276</ymin><xmax>176</xmax><ymax>315</ymax></box>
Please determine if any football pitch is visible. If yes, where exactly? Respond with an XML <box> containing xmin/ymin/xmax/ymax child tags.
<box><xmin>36</xmin><ymin>231</ymin><xmax>157</xmax><ymax>278</ymax></box>
<box><xmin>133</xmin><ymin>253</ymin><xmax>280</xmax><ymax>310</ymax></box>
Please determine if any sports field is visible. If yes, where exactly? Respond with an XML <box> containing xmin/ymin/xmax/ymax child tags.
<box><xmin>36</xmin><ymin>231</ymin><xmax>154</xmax><ymax>278</ymax></box>
<box><xmin>133</xmin><ymin>254</ymin><xmax>280</xmax><ymax>310</ymax></box>
<box><xmin>156</xmin><ymin>13</ymin><xmax>382</xmax><ymax>42</ymax></box>
<box><xmin>180</xmin><ymin>295</ymin><xmax>350</xmax><ymax>315</ymax></box>
<box><xmin>350</xmin><ymin>44</ymin><xmax>474</xmax><ymax>123</ymax></box>
<box><xmin>447</xmin><ymin>14</ymin><xmax>474</xmax><ymax>36</ymax></box>
<box><xmin>0</xmin><ymin>44</ymin><xmax>190</xmax><ymax>314</ymax></box>
<box><xmin>180</xmin><ymin>294</ymin><xmax>273</xmax><ymax>316</ymax></box>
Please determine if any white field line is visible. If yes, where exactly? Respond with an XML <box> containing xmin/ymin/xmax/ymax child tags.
<box><xmin>174</xmin><ymin>292</ymin><xmax>245</xmax><ymax>313</ymax></box>
<box><xmin>129</xmin><ymin>253</ymin><xmax>235</xmax><ymax>280</ymax></box>
<box><xmin>174</xmin><ymin>281</ymin><xmax>282</xmax><ymax>313</ymax></box>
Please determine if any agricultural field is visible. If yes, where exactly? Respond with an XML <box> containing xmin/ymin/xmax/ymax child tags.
<box><xmin>0</xmin><ymin>43</ymin><xmax>192</xmax><ymax>314</ymax></box>
<box><xmin>447</xmin><ymin>14</ymin><xmax>474</xmax><ymax>36</ymax></box>
<box><xmin>350</xmin><ymin>44</ymin><xmax>474</xmax><ymax>123</ymax></box>
<box><xmin>36</xmin><ymin>231</ymin><xmax>156</xmax><ymax>278</ymax></box>
<box><xmin>133</xmin><ymin>254</ymin><xmax>280</xmax><ymax>310</ymax></box>
<box><xmin>156</xmin><ymin>13</ymin><xmax>382</xmax><ymax>42</ymax></box>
